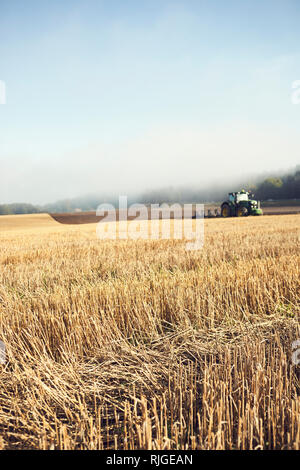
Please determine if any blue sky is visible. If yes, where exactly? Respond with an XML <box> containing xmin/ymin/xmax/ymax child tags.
<box><xmin>0</xmin><ymin>0</ymin><xmax>300</xmax><ymax>203</ymax></box>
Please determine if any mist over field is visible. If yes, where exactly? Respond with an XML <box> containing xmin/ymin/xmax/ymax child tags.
<box><xmin>1</xmin><ymin>125</ymin><xmax>300</xmax><ymax>206</ymax></box>
<box><xmin>1</xmin><ymin>164</ymin><xmax>299</xmax><ymax>215</ymax></box>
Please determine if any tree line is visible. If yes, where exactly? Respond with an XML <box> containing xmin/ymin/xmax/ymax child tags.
<box><xmin>1</xmin><ymin>167</ymin><xmax>299</xmax><ymax>215</ymax></box>
<box><xmin>253</xmin><ymin>170</ymin><xmax>300</xmax><ymax>200</ymax></box>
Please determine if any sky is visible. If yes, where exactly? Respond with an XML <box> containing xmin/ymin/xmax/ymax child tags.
<box><xmin>0</xmin><ymin>0</ymin><xmax>300</xmax><ymax>204</ymax></box>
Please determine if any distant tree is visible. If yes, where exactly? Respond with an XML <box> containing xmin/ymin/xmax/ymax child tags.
<box><xmin>0</xmin><ymin>203</ymin><xmax>39</xmax><ymax>215</ymax></box>
<box><xmin>256</xmin><ymin>177</ymin><xmax>283</xmax><ymax>200</ymax></box>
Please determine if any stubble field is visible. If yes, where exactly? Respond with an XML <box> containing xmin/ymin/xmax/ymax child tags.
<box><xmin>0</xmin><ymin>213</ymin><xmax>299</xmax><ymax>449</ymax></box>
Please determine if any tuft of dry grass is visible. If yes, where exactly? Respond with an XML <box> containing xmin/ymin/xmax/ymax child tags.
<box><xmin>0</xmin><ymin>214</ymin><xmax>299</xmax><ymax>449</ymax></box>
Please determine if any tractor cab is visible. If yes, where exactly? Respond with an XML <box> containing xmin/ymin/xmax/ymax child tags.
<box><xmin>236</xmin><ymin>192</ymin><xmax>249</xmax><ymax>203</ymax></box>
<box><xmin>228</xmin><ymin>191</ymin><xmax>249</xmax><ymax>204</ymax></box>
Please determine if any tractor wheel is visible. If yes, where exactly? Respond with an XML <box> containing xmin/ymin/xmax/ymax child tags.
<box><xmin>237</xmin><ymin>206</ymin><xmax>249</xmax><ymax>217</ymax></box>
<box><xmin>221</xmin><ymin>204</ymin><xmax>230</xmax><ymax>218</ymax></box>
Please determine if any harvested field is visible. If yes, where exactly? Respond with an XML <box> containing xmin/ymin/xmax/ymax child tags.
<box><xmin>0</xmin><ymin>213</ymin><xmax>60</xmax><ymax>231</ymax></box>
<box><xmin>0</xmin><ymin>214</ymin><xmax>299</xmax><ymax>449</ymax></box>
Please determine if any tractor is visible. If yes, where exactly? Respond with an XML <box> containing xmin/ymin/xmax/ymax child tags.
<box><xmin>221</xmin><ymin>190</ymin><xmax>263</xmax><ymax>217</ymax></box>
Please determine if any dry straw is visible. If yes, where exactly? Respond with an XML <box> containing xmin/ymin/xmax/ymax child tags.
<box><xmin>0</xmin><ymin>214</ymin><xmax>299</xmax><ymax>449</ymax></box>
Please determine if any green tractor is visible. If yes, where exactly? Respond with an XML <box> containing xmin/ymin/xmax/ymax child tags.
<box><xmin>221</xmin><ymin>190</ymin><xmax>263</xmax><ymax>218</ymax></box>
